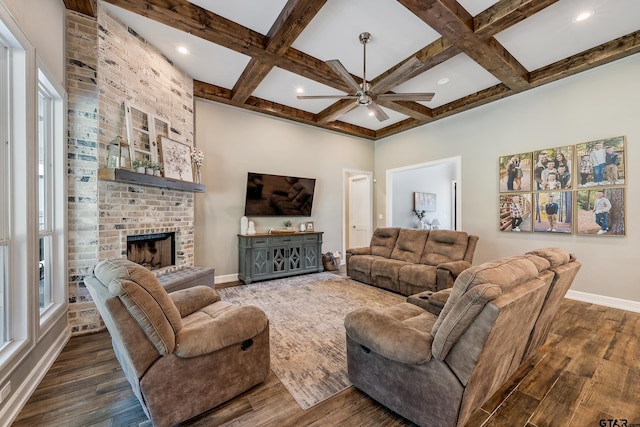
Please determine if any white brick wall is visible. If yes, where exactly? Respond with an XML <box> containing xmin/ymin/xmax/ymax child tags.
<box><xmin>66</xmin><ymin>6</ymin><xmax>195</xmax><ymax>335</ymax></box>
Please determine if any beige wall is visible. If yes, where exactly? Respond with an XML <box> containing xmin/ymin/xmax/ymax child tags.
<box><xmin>194</xmin><ymin>100</ymin><xmax>375</xmax><ymax>279</ymax></box>
<box><xmin>3</xmin><ymin>0</ymin><xmax>65</xmax><ymax>84</ymax></box>
<box><xmin>376</xmin><ymin>54</ymin><xmax>640</xmax><ymax>304</ymax></box>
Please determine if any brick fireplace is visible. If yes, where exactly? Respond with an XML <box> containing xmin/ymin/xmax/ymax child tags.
<box><xmin>66</xmin><ymin>6</ymin><xmax>196</xmax><ymax>334</ymax></box>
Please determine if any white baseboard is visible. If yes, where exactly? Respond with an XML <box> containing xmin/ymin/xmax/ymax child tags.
<box><xmin>566</xmin><ymin>290</ymin><xmax>640</xmax><ymax>313</ymax></box>
<box><xmin>1</xmin><ymin>328</ymin><xmax>71</xmax><ymax>427</ymax></box>
<box><xmin>216</xmin><ymin>273</ymin><xmax>239</xmax><ymax>284</ymax></box>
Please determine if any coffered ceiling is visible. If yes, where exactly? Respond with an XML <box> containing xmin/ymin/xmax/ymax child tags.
<box><xmin>64</xmin><ymin>0</ymin><xmax>640</xmax><ymax>140</ymax></box>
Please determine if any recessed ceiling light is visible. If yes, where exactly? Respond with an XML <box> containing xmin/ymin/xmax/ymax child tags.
<box><xmin>574</xmin><ymin>10</ymin><xmax>594</xmax><ymax>22</ymax></box>
<box><xmin>296</xmin><ymin>87</ymin><xmax>304</xmax><ymax>94</ymax></box>
<box><xmin>176</xmin><ymin>46</ymin><xmax>189</xmax><ymax>55</ymax></box>
<box><xmin>437</xmin><ymin>77</ymin><xmax>450</xmax><ymax>85</ymax></box>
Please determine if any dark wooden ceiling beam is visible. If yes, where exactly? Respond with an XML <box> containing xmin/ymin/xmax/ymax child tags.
<box><xmin>529</xmin><ymin>30</ymin><xmax>640</xmax><ymax>86</ymax></box>
<box><xmin>317</xmin><ymin>100</ymin><xmax>359</xmax><ymax>124</ymax></box>
<box><xmin>398</xmin><ymin>0</ymin><xmax>530</xmax><ymax>90</ymax></box>
<box><xmin>231</xmin><ymin>0</ymin><xmax>328</xmax><ymax>103</ymax></box>
<box><xmin>376</xmin><ymin>100</ymin><xmax>433</xmax><ymax>122</ymax></box>
<box><xmin>474</xmin><ymin>0</ymin><xmax>560</xmax><ymax>38</ymax></box>
<box><xmin>63</xmin><ymin>0</ymin><xmax>97</xmax><ymax>17</ymax></box>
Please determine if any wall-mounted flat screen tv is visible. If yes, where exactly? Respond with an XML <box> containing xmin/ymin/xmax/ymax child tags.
<box><xmin>243</xmin><ymin>172</ymin><xmax>316</xmax><ymax>216</ymax></box>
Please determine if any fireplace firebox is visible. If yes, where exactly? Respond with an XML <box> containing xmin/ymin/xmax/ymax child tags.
<box><xmin>127</xmin><ymin>232</ymin><xmax>176</xmax><ymax>270</ymax></box>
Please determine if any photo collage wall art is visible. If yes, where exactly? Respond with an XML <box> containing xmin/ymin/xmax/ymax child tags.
<box><xmin>499</xmin><ymin>136</ymin><xmax>626</xmax><ymax>236</ymax></box>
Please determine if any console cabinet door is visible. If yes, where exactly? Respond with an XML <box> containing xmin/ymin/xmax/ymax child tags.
<box><xmin>238</xmin><ymin>233</ymin><xmax>323</xmax><ymax>284</ymax></box>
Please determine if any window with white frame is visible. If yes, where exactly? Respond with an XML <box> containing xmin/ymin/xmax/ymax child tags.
<box><xmin>0</xmin><ymin>39</ymin><xmax>8</xmax><ymax>346</ymax></box>
<box><xmin>37</xmin><ymin>64</ymin><xmax>66</xmax><ymax>325</ymax></box>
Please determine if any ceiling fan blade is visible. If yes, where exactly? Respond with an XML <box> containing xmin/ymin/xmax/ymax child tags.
<box><xmin>377</xmin><ymin>92</ymin><xmax>435</xmax><ymax>102</ymax></box>
<box><xmin>367</xmin><ymin>102</ymin><xmax>389</xmax><ymax>122</ymax></box>
<box><xmin>297</xmin><ymin>95</ymin><xmax>357</xmax><ymax>100</ymax></box>
<box><xmin>326</xmin><ymin>59</ymin><xmax>362</xmax><ymax>93</ymax></box>
<box><xmin>370</xmin><ymin>57</ymin><xmax>424</xmax><ymax>94</ymax></box>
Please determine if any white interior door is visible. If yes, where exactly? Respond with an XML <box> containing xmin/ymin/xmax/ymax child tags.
<box><xmin>348</xmin><ymin>175</ymin><xmax>372</xmax><ymax>248</ymax></box>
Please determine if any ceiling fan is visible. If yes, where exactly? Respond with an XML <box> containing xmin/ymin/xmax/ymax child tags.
<box><xmin>297</xmin><ymin>32</ymin><xmax>435</xmax><ymax>122</ymax></box>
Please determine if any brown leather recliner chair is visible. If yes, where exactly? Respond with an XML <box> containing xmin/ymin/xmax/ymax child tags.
<box><xmin>344</xmin><ymin>248</ymin><xmax>580</xmax><ymax>427</ymax></box>
<box><xmin>84</xmin><ymin>259</ymin><xmax>270</xmax><ymax>427</ymax></box>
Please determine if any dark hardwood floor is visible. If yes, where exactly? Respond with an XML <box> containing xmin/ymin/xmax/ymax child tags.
<box><xmin>13</xmin><ymin>269</ymin><xmax>640</xmax><ymax>426</ymax></box>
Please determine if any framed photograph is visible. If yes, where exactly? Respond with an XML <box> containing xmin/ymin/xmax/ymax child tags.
<box><xmin>499</xmin><ymin>152</ymin><xmax>532</xmax><ymax>192</ymax></box>
<box><xmin>576</xmin><ymin>187</ymin><xmax>625</xmax><ymax>236</ymax></box>
<box><xmin>499</xmin><ymin>193</ymin><xmax>532</xmax><ymax>232</ymax></box>
<box><xmin>305</xmin><ymin>221</ymin><xmax>314</xmax><ymax>232</ymax></box>
<box><xmin>532</xmin><ymin>145</ymin><xmax>574</xmax><ymax>191</ymax></box>
<box><xmin>575</xmin><ymin>136</ymin><xmax>626</xmax><ymax>188</ymax></box>
<box><xmin>159</xmin><ymin>136</ymin><xmax>193</xmax><ymax>182</ymax></box>
<box><xmin>533</xmin><ymin>191</ymin><xmax>573</xmax><ymax>234</ymax></box>
<box><xmin>414</xmin><ymin>192</ymin><xmax>436</xmax><ymax>212</ymax></box>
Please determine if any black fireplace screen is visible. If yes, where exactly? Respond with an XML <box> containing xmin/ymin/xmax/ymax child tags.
<box><xmin>126</xmin><ymin>232</ymin><xmax>175</xmax><ymax>270</ymax></box>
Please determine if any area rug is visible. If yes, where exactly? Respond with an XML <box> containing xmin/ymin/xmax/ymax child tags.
<box><xmin>217</xmin><ymin>272</ymin><xmax>404</xmax><ymax>410</ymax></box>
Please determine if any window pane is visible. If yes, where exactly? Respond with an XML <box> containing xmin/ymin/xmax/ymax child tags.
<box><xmin>0</xmin><ymin>246</ymin><xmax>6</xmax><ymax>343</ymax></box>
<box><xmin>39</xmin><ymin>236</ymin><xmax>52</xmax><ymax>311</ymax></box>
<box><xmin>37</xmin><ymin>89</ymin><xmax>50</xmax><ymax>232</ymax></box>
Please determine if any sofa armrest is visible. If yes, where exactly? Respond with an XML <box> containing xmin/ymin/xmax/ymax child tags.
<box><xmin>169</xmin><ymin>286</ymin><xmax>220</xmax><ymax>318</ymax></box>
<box><xmin>346</xmin><ymin>246</ymin><xmax>371</xmax><ymax>256</ymax></box>
<box><xmin>344</xmin><ymin>307</ymin><xmax>433</xmax><ymax>364</ymax></box>
<box><xmin>406</xmin><ymin>289</ymin><xmax>452</xmax><ymax>316</ymax></box>
<box><xmin>175</xmin><ymin>304</ymin><xmax>268</xmax><ymax>357</ymax></box>
<box><xmin>436</xmin><ymin>260</ymin><xmax>471</xmax><ymax>291</ymax></box>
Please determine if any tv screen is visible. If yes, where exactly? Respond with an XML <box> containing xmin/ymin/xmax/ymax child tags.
<box><xmin>243</xmin><ymin>172</ymin><xmax>316</xmax><ymax>217</ymax></box>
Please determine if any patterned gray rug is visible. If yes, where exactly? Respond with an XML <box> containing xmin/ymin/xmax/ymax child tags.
<box><xmin>217</xmin><ymin>272</ymin><xmax>404</xmax><ymax>410</ymax></box>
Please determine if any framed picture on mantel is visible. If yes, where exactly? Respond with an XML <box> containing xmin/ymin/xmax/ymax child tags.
<box><xmin>160</xmin><ymin>136</ymin><xmax>193</xmax><ymax>182</ymax></box>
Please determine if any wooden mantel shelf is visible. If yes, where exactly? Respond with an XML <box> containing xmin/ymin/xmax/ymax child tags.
<box><xmin>98</xmin><ymin>168</ymin><xmax>206</xmax><ymax>193</ymax></box>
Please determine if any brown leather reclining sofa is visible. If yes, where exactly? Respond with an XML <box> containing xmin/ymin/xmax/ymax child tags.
<box><xmin>346</xmin><ymin>227</ymin><xmax>479</xmax><ymax>295</ymax></box>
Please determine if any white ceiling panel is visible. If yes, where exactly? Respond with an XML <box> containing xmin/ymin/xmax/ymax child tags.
<box><xmin>253</xmin><ymin>67</ymin><xmax>347</xmax><ymax>114</ymax></box>
<box><xmin>394</xmin><ymin>54</ymin><xmax>502</xmax><ymax>108</ymax></box>
<box><xmin>292</xmin><ymin>0</ymin><xmax>441</xmax><ymax>80</ymax></box>
<box><xmin>457</xmin><ymin>0</ymin><xmax>499</xmax><ymax>17</ymax></box>
<box><xmin>103</xmin><ymin>4</ymin><xmax>250</xmax><ymax>89</ymax></box>
<box><xmin>495</xmin><ymin>0</ymin><xmax>640</xmax><ymax>71</ymax></box>
<box><xmin>187</xmin><ymin>0</ymin><xmax>289</xmax><ymax>34</ymax></box>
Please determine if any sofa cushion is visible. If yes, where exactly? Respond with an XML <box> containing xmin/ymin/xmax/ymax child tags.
<box><xmin>345</xmin><ymin>303</ymin><xmax>436</xmax><ymax>364</ymax></box>
<box><xmin>526</xmin><ymin>247</ymin><xmax>572</xmax><ymax>268</ymax></box>
<box><xmin>398</xmin><ymin>264</ymin><xmax>437</xmax><ymax>295</ymax></box>
<box><xmin>390</xmin><ymin>229</ymin><xmax>429</xmax><ymax>263</ymax></box>
<box><xmin>370</xmin><ymin>227</ymin><xmax>400</xmax><ymax>258</ymax></box>
<box><xmin>421</xmin><ymin>230</ymin><xmax>470</xmax><ymax>266</ymax></box>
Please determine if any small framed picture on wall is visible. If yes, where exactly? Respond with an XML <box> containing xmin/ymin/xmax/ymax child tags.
<box><xmin>533</xmin><ymin>191</ymin><xmax>573</xmax><ymax>234</ymax></box>
<box><xmin>498</xmin><ymin>152</ymin><xmax>532</xmax><ymax>192</ymax></box>
<box><xmin>576</xmin><ymin>187</ymin><xmax>625</xmax><ymax>236</ymax></box>
<box><xmin>532</xmin><ymin>145</ymin><xmax>574</xmax><ymax>191</ymax></box>
<box><xmin>499</xmin><ymin>193</ymin><xmax>532</xmax><ymax>232</ymax></box>
<box><xmin>575</xmin><ymin>136</ymin><xmax>626</xmax><ymax>188</ymax></box>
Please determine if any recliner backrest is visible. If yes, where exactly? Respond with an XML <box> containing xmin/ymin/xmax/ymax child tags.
<box><xmin>431</xmin><ymin>256</ymin><xmax>543</xmax><ymax>359</ymax></box>
<box><xmin>390</xmin><ymin>229</ymin><xmax>429</xmax><ymax>263</ymax></box>
<box><xmin>93</xmin><ymin>259</ymin><xmax>183</xmax><ymax>355</ymax></box>
<box><xmin>421</xmin><ymin>230</ymin><xmax>470</xmax><ymax>266</ymax></box>
<box><xmin>369</xmin><ymin>227</ymin><xmax>401</xmax><ymax>257</ymax></box>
